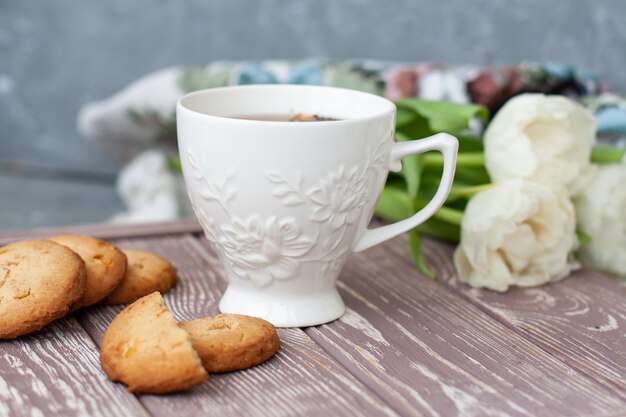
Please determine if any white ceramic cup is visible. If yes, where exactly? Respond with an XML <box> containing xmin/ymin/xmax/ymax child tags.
<box><xmin>177</xmin><ymin>85</ymin><xmax>458</xmax><ymax>327</ymax></box>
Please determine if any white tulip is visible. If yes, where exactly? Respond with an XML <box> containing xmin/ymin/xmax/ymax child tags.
<box><xmin>574</xmin><ymin>158</ymin><xmax>626</xmax><ymax>277</ymax></box>
<box><xmin>484</xmin><ymin>94</ymin><xmax>596</xmax><ymax>194</ymax></box>
<box><xmin>454</xmin><ymin>179</ymin><xmax>579</xmax><ymax>292</ymax></box>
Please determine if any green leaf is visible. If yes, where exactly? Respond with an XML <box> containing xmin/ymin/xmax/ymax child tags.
<box><xmin>591</xmin><ymin>146</ymin><xmax>625</xmax><ymax>164</ymax></box>
<box><xmin>374</xmin><ymin>187</ymin><xmax>413</xmax><ymax>223</ymax></box>
<box><xmin>414</xmin><ymin>197</ymin><xmax>464</xmax><ymax>226</ymax></box>
<box><xmin>417</xmin><ymin>218</ymin><xmax>461</xmax><ymax>243</ymax></box>
<box><xmin>384</xmin><ymin>173</ymin><xmax>407</xmax><ymax>189</ymax></box>
<box><xmin>395</xmin><ymin>132</ymin><xmax>423</xmax><ymax>198</ymax></box>
<box><xmin>394</xmin><ymin>103</ymin><xmax>433</xmax><ymax>137</ymax></box>
<box><xmin>167</xmin><ymin>156</ymin><xmax>182</xmax><ymax>173</ymax></box>
<box><xmin>415</xmin><ymin>174</ymin><xmax>441</xmax><ymax>202</ymax></box>
<box><xmin>408</xmin><ymin>229</ymin><xmax>436</xmax><ymax>279</ymax></box>
<box><xmin>396</xmin><ymin>107</ymin><xmax>418</xmax><ymax>128</ymax></box>
<box><xmin>457</xmin><ymin>135</ymin><xmax>484</xmax><ymax>152</ymax></box>
<box><xmin>395</xmin><ymin>131</ymin><xmax>411</xmax><ymax>142</ymax></box>
<box><xmin>395</xmin><ymin>99</ymin><xmax>488</xmax><ymax>134</ymax></box>
<box><xmin>403</xmin><ymin>154</ymin><xmax>423</xmax><ymax>198</ymax></box>
<box><xmin>576</xmin><ymin>229</ymin><xmax>592</xmax><ymax>245</ymax></box>
<box><xmin>453</xmin><ymin>166</ymin><xmax>491</xmax><ymax>185</ymax></box>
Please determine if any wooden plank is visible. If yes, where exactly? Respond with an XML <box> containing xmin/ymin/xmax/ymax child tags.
<box><xmin>0</xmin><ymin>218</ymin><xmax>203</xmax><ymax>245</ymax></box>
<box><xmin>0</xmin><ymin>317</ymin><xmax>149</xmax><ymax>417</ymax></box>
<box><xmin>5</xmin><ymin>217</ymin><xmax>625</xmax><ymax>416</ymax></box>
<box><xmin>305</xmin><ymin>240</ymin><xmax>626</xmax><ymax>417</ymax></box>
<box><xmin>403</xmin><ymin>236</ymin><xmax>626</xmax><ymax>401</ymax></box>
<box><xmin>77</xmin><ymin>234</ymin><xmax>398</xmax><ymax>417</ymax></box>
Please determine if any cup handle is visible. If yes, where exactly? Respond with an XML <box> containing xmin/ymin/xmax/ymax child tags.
<box><xmin>353</xmin><ymin>133</ymin><xmax>459</xmax><ymax>252</ymax></box>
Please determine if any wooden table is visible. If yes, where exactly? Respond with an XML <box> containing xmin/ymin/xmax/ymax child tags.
<box><xmin>1</xmin><ymin>220</ymin><xmax>625</xmax><ymax>417</ymax></box>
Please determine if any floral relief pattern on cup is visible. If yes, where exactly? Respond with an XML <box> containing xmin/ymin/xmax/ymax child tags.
<box><xmin>185</xmin><ymin>131</ymin><xmax>391</xmax><ymax>288</ymax></box>
<box><xmin>265</xmin><ymin>171</ymin><xmax>307</xmax><ymax>206</ymax></box>
<box><xmin>194</xmin><ymin>204</ymin><xmax>219</xmax><ymax>244</ymax></box>
<box><xmin>319</xmin><ymin>247</ymin><xmax>349</xmax><ymax>276</ymax></box>
<box><xmin>187</xmin><ymin>152</ymin><xmax>236</xmax><ymax>213</ymax></box>
<box><xmin>365</xmin><ymin>129</ymin><xmax>391</xmax><ymax>171</ymax></box>
<box><xmin>218</xmin><ymin>216</ymin><xmax>316</xmax><ymax>287</ymax></box>
<box><xmin>307</xmin><ymin>165</ymin><xmax>369</xmax><ymax>230</ymax></box>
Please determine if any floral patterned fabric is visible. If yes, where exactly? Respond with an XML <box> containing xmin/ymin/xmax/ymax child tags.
<box><xmin>178</xmin><ymin>60</ymin><xmax>607</xmax><ymax>110</ymax></box>
<box><xmin>76</xmin><ymin>59</ymin><xmax>626</xmax><ymax>222</ymax></box>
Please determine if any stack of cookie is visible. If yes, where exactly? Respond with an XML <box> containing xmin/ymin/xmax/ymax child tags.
<box><xmin>0</xmin><ymin>235</ymin><xmax>177</xmax><ymax>339</ymax></box>
<box><xmin>0</xmin><ymin>235</ymin><xmax>280</xmax><ymax>394</ymax></box>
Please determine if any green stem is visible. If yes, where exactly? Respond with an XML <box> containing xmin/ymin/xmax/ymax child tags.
<box><xmin>423</xmin><ymin>152</ymin><xmax>484</xmax><ymax>168</ymax></box>
<box><xmin>434</xmin><ymin>206</ymin><xmax>464</xmax><ymax>225</ymax></box>
<box><xmin>415</xmin><ymin>198</ymin><xmax>464</xmax><ymax>226</ymax></box>
<box><xmin>448</xmin><ymin>183</ymin><xmax>493</xmax><ymax>201</ymax></box>
<box><xmin>591</xmin><ymin>146</ymin><xmax>625</xmax><ymax>164</ymax></box>
<box><xmin>422</xmin><ymin>146</ymin><xmax>625</xmax><ymax>167</ymax></box>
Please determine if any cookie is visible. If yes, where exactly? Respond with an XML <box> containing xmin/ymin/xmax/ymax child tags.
<box><xmin>102</xmin><ymin>249</ymin><xmax>177</xmax><ymax>305</ymax></box>
<box><xmin>48</xmin><ymin>234</ymin><xmax>127</xmax><ymax>310</ymax></box>
<box><xmin>100</xmin><ymin>292</ymin><xmax>207</xmax><ymax>393</ymax></box>
<box><xmin>179</xmin><ymin>314</ymin><xmax>280</xmax><ymax>373</ymax></box>
<box><xmin>0</xmin><ymin>240</ymin><xmax>86</xmax><ymax>339</ymax></box>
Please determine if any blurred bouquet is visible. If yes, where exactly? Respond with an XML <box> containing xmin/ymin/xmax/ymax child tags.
<box><xmin>77</xmin><ymin>59</ymin><xmax>626</xmax><ymax>291</ymax></box>
<box><xmin>376</xmin><ymin>93</ymin><xmax>626</xmax><ymax>291</ymax></box>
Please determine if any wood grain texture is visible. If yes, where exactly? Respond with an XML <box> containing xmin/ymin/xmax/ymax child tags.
<box><xmin>0</xmin><ymin>317</ymin><xmax>149</xmax><ymax>417</ymax></box>
<box><xmin>305</xmin><ymin>240</ymin><xmax>626</xmax><ymax>417</ymax></box>
<box><xmin>3</xmin><ymin>219</ymin><xmax>625</xmax><ymax>417</ymax></box>
<box><xmin>77</xmin><ymin>234</ymin><xmax>398</xmax><ymax>417</ymax></box>
<box><xmin>403</xmin><ymin>237</ymin><xmax>626</xmax><ymax>401</ymax></box>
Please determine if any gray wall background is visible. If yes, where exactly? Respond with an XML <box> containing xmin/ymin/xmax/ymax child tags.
<box><xmin>1</xmin><ymin>0</ymin><xmax>626</xmax><ymax>229</ymax></box>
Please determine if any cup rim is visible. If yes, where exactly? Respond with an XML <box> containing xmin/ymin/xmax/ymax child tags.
<box><xmin>176</xmin><ymin>84</ymin><xmax>396</xmax><ymax>126</ymax></box>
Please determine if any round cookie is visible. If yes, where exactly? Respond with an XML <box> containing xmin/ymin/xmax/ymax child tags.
<box><xmin>48</xmin><ymin>234</ymin><xmax>127</xmax><ymax>310</ymax></box>
<box><xmin>100</xmin><ymin>292</ymin><xmax>207</xmax><ymax>393</ymax></box>
<box><xmin>102</xmin><ymin>249</ymin><xmax>177</xmax><ymax>305</ymax></box>
<box><xmin>0</xmin><ymin>240</ymin><xmax>86</xmax><ymax>339</ymax></box>
<box><xmin>179</xmin><ymin>314</ymin><xmax>280</xmax><ymax>373</ymax></box>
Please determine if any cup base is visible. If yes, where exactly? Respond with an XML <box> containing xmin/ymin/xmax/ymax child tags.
<box><xmin>218</xmin><ymin>286</ymin><xmax>346</xmax><ymax>328</ymax></box>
